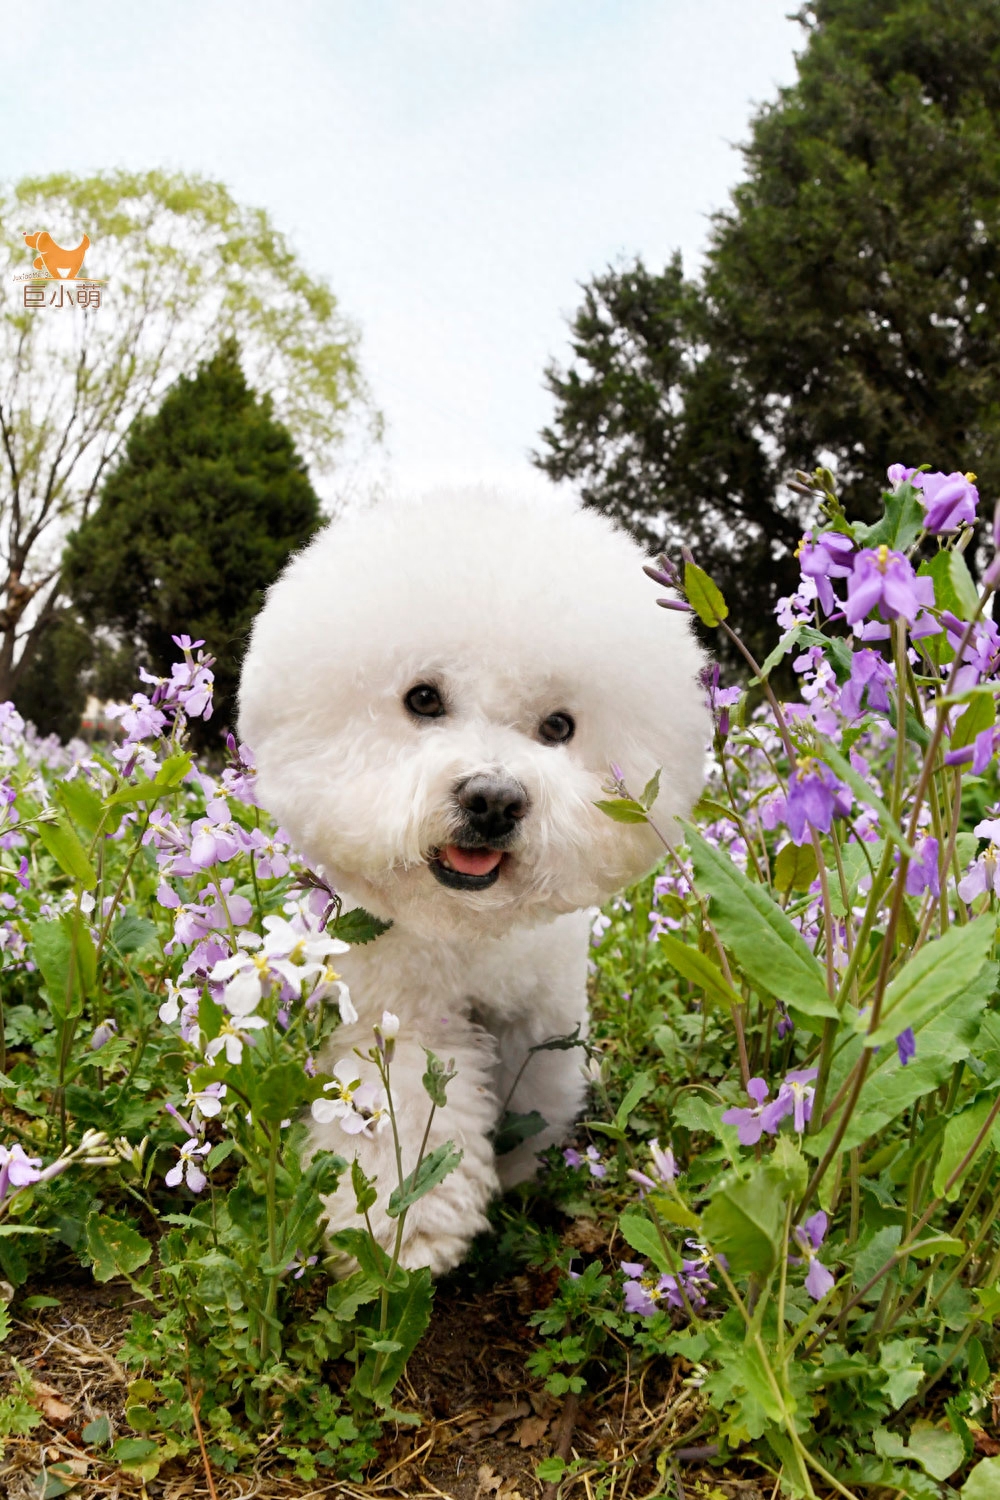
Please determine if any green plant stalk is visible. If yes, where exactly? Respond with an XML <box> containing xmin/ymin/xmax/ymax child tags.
<box><xmin>804</xmin><ymin>1084</ymin><xmax>1000</xmax><ymax>1355</ymax></box>
<box><xmin>260</xmin><ymin>1123</ymin><xmax>281</xmax><ymax>1365</ymax></box>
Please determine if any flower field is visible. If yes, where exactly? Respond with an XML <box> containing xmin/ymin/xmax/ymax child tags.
<box><xmin>2</xmin><ymin>467</ymin><xmax>1000</xmax><ymax>1499</ymax></box>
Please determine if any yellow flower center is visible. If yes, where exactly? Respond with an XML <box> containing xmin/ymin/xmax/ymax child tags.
<box><xmin>876</xmin><ymin>544</ymin><xmax>889</xmax><ymax>571</ymax></box>
<box><xmin>966</xmin><ymin>471</ymin><xmax>977</xmax><ymax>482</ymax></box>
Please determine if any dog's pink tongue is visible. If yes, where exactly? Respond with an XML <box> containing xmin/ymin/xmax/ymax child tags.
<box><xmin>443</xmin><ymin>845</ymin><xmax>503</xmax><ymax>876</ymax></box>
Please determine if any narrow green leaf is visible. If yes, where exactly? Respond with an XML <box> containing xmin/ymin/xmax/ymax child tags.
<box><xmin>387</xmin><ymin>1141</ymin><xmax>463</xmax><ymax>1218</ymax></box>
<box><xmin>658</xmin><ymin>935</ymin><xmax>742</xmax><ymax>1009</ymax></box>
<box><xmin>593</xmin><ymin>798</ymin><xmax>649</xmax><ymax>824</ymax></box>
<box><xmin>814</xmin><ymin>741</ymin><xmax>916</xmax><ymax>859</ymax></box>
<box><xmin>639</xmin><ymin>768</ymin><xmax>662</xmax><ymax>810</ymax></box>
<box><xmin>614</xmin><ymin>1070</ymin><xmax>654</xmax><ymax>1130</ymax></box>
<box><xmin>683</xmin><ymin>822</ymin><xmax>836</xmax><ymax>1027</ymax></box>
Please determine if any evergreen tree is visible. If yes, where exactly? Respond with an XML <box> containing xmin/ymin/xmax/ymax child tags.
<box><xmin>536</xmin><ymin>0</ymin><xmax>1000</xmax><ymax>659</ymax></box>
<box><xmin>60</xmin><ymin>339</ymin><xmax>323</xmax><ymax>741</ymax></box>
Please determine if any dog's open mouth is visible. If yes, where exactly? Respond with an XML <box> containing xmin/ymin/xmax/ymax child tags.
<box><xmin>429</xmin><ymin>844</ymin><xmax>506</xmax><ymax>891</ymax></box>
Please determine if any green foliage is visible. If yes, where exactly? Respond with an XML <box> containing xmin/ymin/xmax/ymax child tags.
<box><xmin>0</xmin><ymin>169</ymin><xmax>375</xmax><ymax>707</ymax></box>
<box><xmin>535</xmin><ymin>0</ymin><xmax>1000</xmax><ymax>655</ymax></box>
<box><xmin>62</xmin><ymin>340</ymin><xmax>323</xmax><ymax>739</ymax></box>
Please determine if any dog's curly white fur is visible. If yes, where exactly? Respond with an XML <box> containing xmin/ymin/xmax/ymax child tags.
<box><xmin>238</xmin><ymin>489</ymin><xmax>709</xmax><ymax>1275</ymax></box>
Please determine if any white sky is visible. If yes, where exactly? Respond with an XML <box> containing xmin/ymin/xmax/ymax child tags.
<box><xmin>1</xmin><ymin>1</ymin><xmax>802</xmax><ymax>505</ymax></box>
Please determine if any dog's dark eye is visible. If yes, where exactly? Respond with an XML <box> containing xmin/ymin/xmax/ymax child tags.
<box><xmin>539</xmin><ymin>711</ymin><xmax>574</xmax><ymax>745</ymax></box>
<box><xmin>405</xmin><ymin>683</ymin><xmax>445</xmax><ymax>719</ymax></box>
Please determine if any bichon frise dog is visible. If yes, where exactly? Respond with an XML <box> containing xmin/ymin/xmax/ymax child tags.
<box><xmin>238</xmin><ymin>488</ymin><xmax>708</xmax><ymax>1274</ymax></box>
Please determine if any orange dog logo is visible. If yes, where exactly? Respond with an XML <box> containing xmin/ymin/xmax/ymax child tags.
<box><xmin>23</xmin><ymin>230</ymin><xmax>90</xmax><ymax>281</ymax></box>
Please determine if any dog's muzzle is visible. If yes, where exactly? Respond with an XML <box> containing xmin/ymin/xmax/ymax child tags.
<box><xmin>428</xmin><ymin>772</ymin><xmax>528</xmax><ymax>891</ymax></box>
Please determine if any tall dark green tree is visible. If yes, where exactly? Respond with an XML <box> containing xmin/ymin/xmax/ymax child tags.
<box><xmin>536</xmin><ymin>0</ymin><xmax>1000</xmax><ymax>659</ymax></box>
<box><xmin>60</xmin><ymin>339</ymin><xmax>323</xmax><ymax>740</ymax></box>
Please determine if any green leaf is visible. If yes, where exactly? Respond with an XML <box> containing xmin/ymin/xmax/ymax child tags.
<box><xmin>701</xmin><ymin>1165</ymin><xmax>783</xmax><ymax>1275</ymax></box>
<box><xmin>30</xmin><ymin>915</ymin><xmax>94</xmax><ymax>1021</ymax></box>
<box><xmin>920</xmin><ymin>549</ymin><xmax>981</xmax><ymax>622</ymax></box>
<box><xmin>933</xmin><ymin>1090</ymin><xmax>998</xmax><ymax>1202</ymax></box>
<box><xmin>749</xmin><ymin>625</ymin><xmax>805</xmax><ymax>685</ymax></box>
<box><xmin>493</xmin><ymin>1109</ymin><xmax>547</xmax><ymax>1156</ymax></box>
<box><xmin>387</xmin><ymin>1141</ymin><xmax>463</xmax><ymax>1218</ymax></box>
<box><xmin>421</xmin><ymin>1049</ymin><xmax>457</xmax><ymax>1107</ymax></box>
<box><xmin>809</xmin><ymin>967</ymin><xmax>992</xmax><ymax>1157</ymax></box>
<box><xmin>619</xmin><ymin>1212</ymin><xmax>672</xmax><ymax>1272</ymax></box>
<box><xmin>205</xmin><ymin>1139</ymin><xmax>236</xmax><ymax>1172</ymax></box>
<box><xmin>658</xmin><ymin>935</ymin><xmax>742</xmax><ymax>1009</ymax></box>
<box><xmin>255</xmin><ymin>1060</ymin><xmax>313</xmax><ymax>1123</ymax></box>
<box><xmin>109</xmin><ymin>910</ymin><xmax>158</xmax><ymax>957</ymax></box>
<box><xmin>593</xmin><ymin>798</ymin><xmax>649</xmax><ymax>823</ymax></box>
<box><xmin>355</xmin><ymin>1266</ymin><xmax>434</xmax><ymax>1406</ymax></box>
<box><xmin>110</xmin><ymin>1437</ymin><xmax>158</xmax><ymax>1464</ymax></box>
<box><xmin>328</xmin><ymin>907</ymin><xmax>392</xmax><ymax>944</ymax></box>
<box><xmin>683</xmin><ymin>822</ymin><xmax>836</xmax><ymax>1027</ymax></box>
<box><xmin>814</xmin><ymin>741</ymin><xmax>916</xmax><ymax>859</ymax></box>
<box><xmin>868</xmin><ymin>921</ymin><xmax>995</xmax><ymax>1047</ymax></box>
<box><xmin>615</xmin><ymin>1071</ymin><xmax>654</xmax><ymax>1130</ymax></box>
<box><xmin>963</xmin><ymin>1456</ymin><xmax>1000</xmax><ymax>1499</ymax></box>
<box><xmin>351</xmin><ymin>1157</ymin><xmax>378</xmax><ymax>1215</ymax></box>
<box><xmin>907</xmin><ymin>1235</ymin><xmax>965</xmax><ymax>1259</ymax></box>
<box><xmin>56</xmin><ymin>778</ymin><xmax>103</xmax><ymax>835</ymax></box>
<box><xmin>82</xmin><ymin>1415</ymin><xmax>111</xmax><ymax>1445</ymax></box>
<box><xmin>773</xmin><ymin>840</ymin><xmax>818</xmax><ymax>893</ymax></box>
<box><xmin>85</xmin><ymin>1214</ymin><xmax>152</xmax><ymax>1282</ymax></box>
<box><xmin>639</xmin><ymin>767</ymin><xmax>662</xmax><ymax>810</ymax></box>
<box><xmin>35</xmin><ymin>815</ymin><xmax>97</xmax><ymax>889</ymax></box>
<box><xmin>855</xmin><ymin>481</ymin><xmax>927</xmax><ymax>553</ymax></box>
<box><xmin>684</xmin><ymin>560</ymin><xmax>728</xmax><ymax>626</ymax></box>
<box><xmin>951</xmin><ymin>689</ymin><xmax>996</xmax><ymax>751</ymax></box>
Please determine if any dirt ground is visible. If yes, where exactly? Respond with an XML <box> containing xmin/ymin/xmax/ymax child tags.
<box><xmin>0</xmin><ymin>1262</ymin><xmax>741</xmax><ymax>1500</ymax></box>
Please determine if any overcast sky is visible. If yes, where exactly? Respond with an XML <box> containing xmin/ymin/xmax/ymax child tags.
<box><xmin>2</xmin><ymin>1</ymin><xmax>803</xmax><ymax>504</ymax></box>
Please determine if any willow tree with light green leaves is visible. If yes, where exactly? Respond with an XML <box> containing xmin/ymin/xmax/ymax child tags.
<box><xmin>0</xmin><ymin>170</ymin><xmax>378</xmax><ymax>703</ymax></box>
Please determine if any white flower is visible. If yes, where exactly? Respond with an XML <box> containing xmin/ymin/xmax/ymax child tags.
<box><xmin>311</xmin><ymin>1058</ymin><xmax>392</xmax><ymax>1138</ymax></box>
<box><xmin>165</xmin><ymin>1136</ymin><xmax>211</xmax><ymax>1192</ymax></box>
<box><xmin>209</xmin><ymin>949</ymin><xmax>271</xmax><ymax>1017</ymax></box>
<box><xmin>204</xmin><ymin>1014</ymin><xmax>268</xmax><ymax>1065</ymax></box>
<box><xmin>380</xmin><ymin>1011</ymin><xmax>400</xmax><ymax>1039</ymax></box>
<box><xmin>186</xmin><ymin>1081</ymin><xmax>227</xmax><ymax>1120</ymax></box>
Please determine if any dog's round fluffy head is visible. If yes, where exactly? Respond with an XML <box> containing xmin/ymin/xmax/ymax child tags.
<box><xmin>239</xmin><ymin>489</ymin><xmax>710</xmax><ymax>937</ymax></box>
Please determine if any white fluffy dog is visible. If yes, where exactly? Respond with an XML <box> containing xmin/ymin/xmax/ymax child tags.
<box><xmin>238</xmin><ymin>489</ymin><xmax>709</xmax><ymax>1274</ymax></box>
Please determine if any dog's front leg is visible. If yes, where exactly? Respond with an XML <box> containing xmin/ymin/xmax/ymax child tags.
<box><xmin>309</xmin><ymin>1023</ymin><xmax>501</xmax><ymax>1276</ymax></box>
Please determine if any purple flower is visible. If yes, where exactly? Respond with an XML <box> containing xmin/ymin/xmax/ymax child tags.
<box><xmin>958</xmin><ymin>820</ymin><xmax>1000</xmax><ymax>901</ymax></box>
<box><xmin>628</xmin><ymin>1138</ymin><xmax>678</xmax><ymax>1195</ymax></box>
<box><xmin>722</xmin><ymin>1077</ymin><xmax>774</xmax><ymax>1145</ymax></box>
<box><xmin>887</xmin><ymin>463</ymin><xmax>919</xmax><ymax>487</ymax></box>
<box><xmin>0</xmin><ymin>1143</ymin><xmax>43</xmax><ymax>1203</ymax></box>
<box><xmin>896</xmin><ymin>1028</ymin><xmax>916</xmax><ymax>1067</ymax></box>
<box><xmin>915</xmin><ymin>470</ymin><xmax>979</xmax><ymax>534</ymax></box>
<box><xmin>621</xmin><ymin>1256</ymin><xmax>711</xmax><ymax>1318</ymax></box>
<box><xmin>844</xmin><ymin>547</ymin><xmax>935</xmax><ymax>627</ymax></box>
<box><xmin>792</xmin><ymin>1210</ymin><xmax>835</xmax><ymax>1301</ymax></box>
<box><xmin>905</xmin><ymin>837</ymin><xmax>940</xmax><ymax>898</ymax></box>
<box><xmin>786</xmin><ymin>760</ymin><xmax>852</xmax><ymax>845</ymax></box>
<box><xmin>89</xmin><ymin>1018</ymin><xmax>118</xmax><ymax>1051</ymax></box>
<box><xmin>945</xmin><ymin>726</ymin><xmax>1000</xmax><ymax>775</ymax></box>
<box><xmin>839</xmin><ymin>649</ymin><xmax>895</xmax><ymax>721</ymax></box>
<box><xmin>776</xmin><ymin>1003</ymin><xmax>794</xmax><ymax>1040</ymax></box>
<box><xmin>796</xmin><ymin>531</ymin><xmax>854</xmax><ymax>614</ymax></box>
<box><xmin>564</xmin><ymin>1145</ymin><xmax>606</xmax><ymax>1179</ymax></box>
<box><xmin>765</xmin><ymin>1068</ymin><xmax>819</xmax><ymax>1134</ymax></box>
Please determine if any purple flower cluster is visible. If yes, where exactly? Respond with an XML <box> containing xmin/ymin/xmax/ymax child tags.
<box><xmin>622</xmin><ymin>1240</ymin><xmax>715</xmax><ymax>1317</ymax></box>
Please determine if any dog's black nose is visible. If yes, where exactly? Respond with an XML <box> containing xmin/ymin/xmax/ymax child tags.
<box><xmin>456</xmin><ymin>773</ymin><xmax>528</xmax><ymax>841</ymax></box>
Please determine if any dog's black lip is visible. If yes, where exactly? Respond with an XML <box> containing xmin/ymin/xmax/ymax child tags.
<box><xmin>428</xmin><ymin>846</ymin><xmax>506</xmax><ymax>892</ymax></box>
